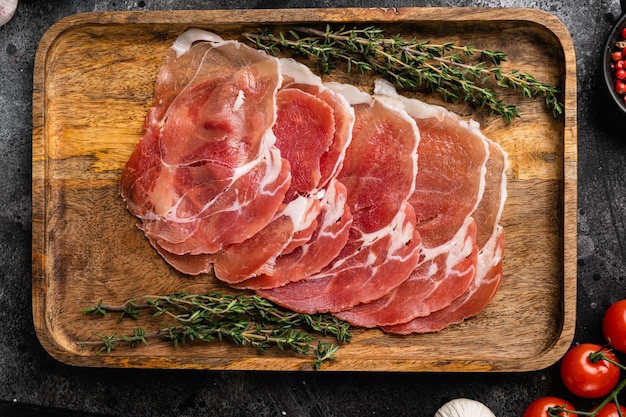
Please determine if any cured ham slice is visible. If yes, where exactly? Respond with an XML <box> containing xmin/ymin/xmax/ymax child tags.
<box><xmin>334</xmin><ymin>85</ymin><xmax>490</xmax><ymax>327</ymax></box>
<box><xmin>383</xmin><ymin>227</ymin><xmax>505</xmax><ymax>334</ymax></box>
<box><xmin>257</xmin><ymin>86</ymin><xmax>422</xmax><ymax>314</ymax></box>
<box><xmin>236</xmin><ymin>179</ymin><xmax>353</xmax><ymax>289</ymax></box>
<box><xmin>120</xmin><ymin>30</ymin><xmax>291</xmax><ymax>273</ymax></box>
<box><xmin>335</xmin><ymin>217</ymin><xmax>478</xmax><ymax>327</ymax></box>
<box><xmin>473</xmin><ymin>140</ymin><xmax>508</xmax><ymax>248</ymax></box>
<box><xmin>277</xmin><ymin>59</ymin><xmax>353</xmax><ymax>192</ymax></box>
<box><xmin>211</xmin><ymin>59</ymin><xmax>354</xmax><ymax>283</ymax></box>
<box><xmin>374</xmin><ymin>80</ymin><xmax>489</xmax><ymax>247</ymax></box>
<box><xmin>382</xmin><ymin>133</ymin><xmax>508</xmax><ymax>334</ymax></box>
<box><xmin>211</xmin><ymin>195</ymin><xmax>322</xmax><ymax>282</ymax></box>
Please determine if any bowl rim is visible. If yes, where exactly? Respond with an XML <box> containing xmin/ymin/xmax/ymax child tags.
<box><xmin>603</xmin><ymin>12</ymin><xmax>626</xmax><ymax>114</ymax></box>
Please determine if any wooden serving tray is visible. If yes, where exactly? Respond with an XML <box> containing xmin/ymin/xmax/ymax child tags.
<box><xmin>32</xmin><ymin>7</ymin><xmax>577</xmax><ymax>372</ymax></box>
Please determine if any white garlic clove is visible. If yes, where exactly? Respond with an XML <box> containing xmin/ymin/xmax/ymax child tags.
<box><xmin>434</xmin><ymin>398</ymin><xmax>496</xmax><ymax>417</ymax></box>
<box><xmin>0</xmin><ymin>0</ymin><xmax>18</xmax><ymax>27</ymax></box>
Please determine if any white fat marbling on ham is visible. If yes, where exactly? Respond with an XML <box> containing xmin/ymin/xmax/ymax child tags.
<box><xmin>171</xmin><ymin>28</ymin><xmax>230</xmax><ymax>57</ymax></box>
<box><xmin>236</xmin><ymin>179</ymin><xmax>353</xmax><ymax>290</ymax></box>
<box><xmin>335</xmin><ymin>216</ymin><xmax>478</xmax><ymax>327</ymax></box>
<box><xmin>383</xmin><ymin>226</ymin><xmax>505</xmax><ymax>334</ymax></box>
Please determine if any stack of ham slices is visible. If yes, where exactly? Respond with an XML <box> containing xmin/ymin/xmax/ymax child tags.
<box><xmin>120</xmin><ymin>29</ymin><xmax>508</xmax><ymax>334</ymax></box>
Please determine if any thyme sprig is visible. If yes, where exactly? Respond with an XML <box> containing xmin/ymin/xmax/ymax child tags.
<box><xmin>244</xmin><ymin>25</ymin><xmax>564</xmax><ymax>122</ymax></box>
<box><xmin>80</xmin><ymin>292</ymin><xmax>351</xmax><ymax>369</ymax></box>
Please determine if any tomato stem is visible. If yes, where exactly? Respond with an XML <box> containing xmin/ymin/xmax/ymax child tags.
<box><xmin>594</xmin><ymin>351</ymin><xmax>626</xmax><ymax>372</ymax></box>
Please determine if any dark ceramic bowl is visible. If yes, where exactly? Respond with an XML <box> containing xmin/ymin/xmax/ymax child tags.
<box><xmin>603</xmin><ymin>4</ymin><xmax>626</xmax><ymax>116</ymax></box>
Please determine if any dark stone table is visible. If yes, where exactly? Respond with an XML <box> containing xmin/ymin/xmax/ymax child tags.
<box><xmin>1</xmin><ymin>0</ymin><xmax>624</xmax><ymax>415</ymax></box>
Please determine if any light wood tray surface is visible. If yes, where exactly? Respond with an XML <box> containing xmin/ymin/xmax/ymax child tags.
<box><xmin>32</xmin><ymin>7</ymin><xmax>577</xmax><ymax>372</ymax></box>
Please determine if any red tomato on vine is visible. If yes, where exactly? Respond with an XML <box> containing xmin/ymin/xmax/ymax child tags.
<box><xmin>603</xmin><ymin>299</ymin><xmax>626</xmax><ymax>353</ymax></box>
<box><xmin>560</xmin><ymin>343</ymin><xmax>620</xmax><ymax>398</ymax></box>
<box><xmin>522</xmin><ymin>396</ymin><xmax>576</xmax><ymax>417</ymax></box>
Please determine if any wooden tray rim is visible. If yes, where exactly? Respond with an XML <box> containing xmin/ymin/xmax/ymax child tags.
<box><xmin>31</xmin><ymin>7</ymin><xmax>578</xmax><ymax>372</ymax></box>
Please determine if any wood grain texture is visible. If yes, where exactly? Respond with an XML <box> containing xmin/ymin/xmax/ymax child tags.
<box><xmin>32</xmin><ymin>7</ymin><xmax>577</xmax><ymax>372</ymax></box>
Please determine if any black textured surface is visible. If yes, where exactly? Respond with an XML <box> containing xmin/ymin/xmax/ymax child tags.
<box><xmin>2</xmin><ymin>0</ymin><xmax>626</xmax><ymax>416</ymax></box>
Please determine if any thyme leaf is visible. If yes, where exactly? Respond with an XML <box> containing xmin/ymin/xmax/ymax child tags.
<box><xmin>244</xmin><ymin>25</ymin><xmax>564</xmax><ymax>122</ymax></box>
<box><xmin>79</xmin><ymin>292</ymin><xmax>351</xmax><ymax>369</ymax></box>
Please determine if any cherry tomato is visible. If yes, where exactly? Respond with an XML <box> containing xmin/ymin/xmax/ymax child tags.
<box><xmin>560</xmin><ymin>343</ymin><xmax>620</xmax><ymax>398</ymax></box>
<box><xmin>522</xmin><ymin>396</ymin><xmax>576</xmax><ymax>417</ymax></box>
<box><xmin>613</xmin><ymin>51</ymin><xmax>623</xmax><ymax>62</ymax></box>
<box><xmin>603</xmin><ymin>299</ymin><xmax>626</xmax><ymax>353</ymax></box>
<box><xmin>616</xmin><ymin>81</ymin><xmax>626</xmax><ymax>95</ymax></box>
<box><xmin>593</xmin><ymin>403</ymin><xmax>626</xmax><ymax>417</ymax></box>
<box><xmin>622</xmin><ymin>27</ymin><xmax>626</xmax><ymax>39</ymax></box>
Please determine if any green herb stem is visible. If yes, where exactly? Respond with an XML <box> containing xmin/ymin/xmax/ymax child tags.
<box><xmin>244</xmin><ymin>25</ymin><xmax>564</xmax><ymax>122</ymax></box>
<box><xmin>80</xmin><ymin>292</ymin><xmax>351</xmax><ymax>369</ymax></box>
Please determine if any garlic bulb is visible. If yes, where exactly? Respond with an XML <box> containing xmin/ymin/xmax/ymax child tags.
<box><xmin>434</xmin><ymin>398</ymin><xmax>496</xmax><ymax>417</ymax></box>
<box><xmin>0</xmin><ymin>0</ymin><xmax>18</xmax><ymax>27</ymax></box>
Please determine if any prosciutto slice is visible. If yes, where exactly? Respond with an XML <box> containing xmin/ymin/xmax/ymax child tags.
<box><xmin>383</xmin><ymin>227</ymin><xmax>505</xmax><ymax>334</ymax></box>
<box><xmin>120</xmin><ymin>30</ymin><xmax>291</xmax><ymax>273</ymax></box>
<box><xmin>257</xmin><ymin>86</ymin><xmax>422</xmax><ymax>314</ymax></box>
<box><xmin>383</xmin><ymin>134</ymin><xmax>508</xmax><ymax>334</ymax></box>
<box><xmin>236</xmin><ymin>179</ymin><xmax>353</xmax><ymax>289</ymax></box>
<box><xmin>335</xmin><ymin>85</ymin><xmax>491</xmax><ymax>327</ymax></box>
<box><xmin>274</xmin><ymin>59</ymin><xmax>354</xmax><ymax>195</ymax></box>
<box><xmin>375</xmin><ymin>80</ymin><xmax>489</xmax><ymax>247</ymax></box>
<box><xmin>335</xmin><ymin>217</ymin><xmax>478</xmax><ymax>327</ymax></box>
<box><xmin>211</xmin><ymin>59</ymin><xmax>354</xmax><ymax>283</ymax></box>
